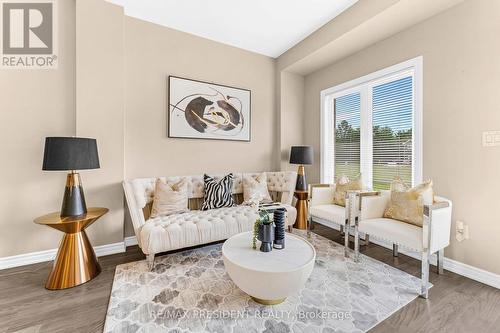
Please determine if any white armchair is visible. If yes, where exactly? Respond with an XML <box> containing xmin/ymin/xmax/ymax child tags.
<box><xmin>308</xmin><ymin>183</ymin><xmax>348</xmax><ymax>236</ymax></box>
<box><xmin>347</xmin><ymin>190</ymin><xmax>453</xmax><ymax>298</ymax></box>
<box><xmin>308</xmin><ymin>184</ymin><xmax>375</xmax><ymax>256</ymax></box>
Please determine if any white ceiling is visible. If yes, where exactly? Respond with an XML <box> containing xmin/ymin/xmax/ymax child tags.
<box><xmin>106</xmin><ymin>0</ymin><xmax>359</xmax><ymax>58</ymax></box>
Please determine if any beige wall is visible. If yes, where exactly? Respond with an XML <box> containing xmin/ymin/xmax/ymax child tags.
<box><xmin>75</xmin><ymin>0</ymin><xmax>125</xmax><ymax>246</ymax></box>
<box><xmin>279</xmin><ymin>71</ymin><xmax>304</xmax><ymax>171</ymax></box>
<box><xmin>0</xmin><ymin>0</ymin><xmax>75</xmax><ymax>257</ymax></box>
<box><xmin>302</xmin><ymin>0</ymin><xmax>500</xmax><ymax>274</ymax></box>
<box><xmin>123</xmin><ymin>17</ymin><xmax>276</xmax><ymax>178</ymax></box>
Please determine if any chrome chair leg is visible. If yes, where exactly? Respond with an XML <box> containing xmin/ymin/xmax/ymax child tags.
<box><xmin>393</xmin><ymin>244</ymin><xmax>399</xmax><ymax>257</ymax></box>
<box><xmin>420</xmin><ymin>251</ymin><xmax>430</xmax><ymax>299</ymax></box>
<box><xmin>344</xmin><ymin>219</ymin><xmax>350</xmax><ymax>258</ymax></box>
<box><xmin>354</xmin><ymin>217</ymin><xmax>360</xmax><ymax>262</ymax></box>
<box><xmin>437</xmin><ymin>249</ymin><xmax>444</xmax><ymax>274</ymax></box>
<box><xmin>306</xmin><ymin>217</ymin><xmax>312</xmax><ymax>238</ymax></box>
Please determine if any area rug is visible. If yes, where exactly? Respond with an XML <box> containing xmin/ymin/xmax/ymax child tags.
<box><xmin>104</xmin><ymin>231</ymin><xmax>424</xmax><ymax>333</ymax></box>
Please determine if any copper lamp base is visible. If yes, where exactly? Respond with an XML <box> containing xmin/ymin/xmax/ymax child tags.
<box><xmin>294</xmin><ymin>191</ymin><xmax>309</xmax><ymax>230</ymax></box>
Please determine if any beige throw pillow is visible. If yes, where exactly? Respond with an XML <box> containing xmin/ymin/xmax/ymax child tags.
<box><xmin>150</xmin><ymin>178</ymin><xmax>189</xmax><ymax>218</ymax></box>
<box><xmin>242</xmin><ymin>173</ymin><xmax>272</xmax><ymax>204</ymax></box>
<box><xmin>333</xmin><ymin>174</ymin><xmax>362</xmax><ymax>207</ymax></box>
<box><xmin>383</xmin><ymin>178</ymin><xmax>434</xmax><ymax>227</ymax></box>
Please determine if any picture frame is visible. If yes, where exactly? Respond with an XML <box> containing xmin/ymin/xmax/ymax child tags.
<box><xmin>168</xmin><ymin>75</ymin><xmax>251</xmax><ymax>141</ymax></box>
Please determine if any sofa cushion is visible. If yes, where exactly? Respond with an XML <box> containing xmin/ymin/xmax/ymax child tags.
<box><xmin>201</xmin><ymin>174</ymin><xmax>235</xmax><ymax>210</ymax></box>
<box><xmin>140</xmin><ymin>205</ymin><xmax>296</xmax><ymax>254</ymax></box>
<box><xmin>359</xmin><ymin>218</ymin><xmax>423</xmax><ymax>251</ymax></box>
<box><xmin>150</xmin><ymin>178</ymin><xmax>189</xmax><ymax>218</ymax></box>
<box><xmin>310</xmin><ymin>204</ymin><xmax>346</xmax><ymax>226</ymax></box>
<box><xmin>242</xmin><ymin>173</ymin><xmax>272</xmax><ymax>204</ymax></box>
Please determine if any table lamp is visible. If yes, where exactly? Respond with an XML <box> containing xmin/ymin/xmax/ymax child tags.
<box><xmin>289</xmin><ymin>146</ymin><xmax>313</xmax><ymax>191</ymax></box>
<box><xmin>42</xmin><ymin>137</ymin><xmax>100</xmax><ymax>217</ymax></box>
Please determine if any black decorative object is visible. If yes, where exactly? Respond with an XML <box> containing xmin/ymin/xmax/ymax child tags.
<box><xmin>257</xmin><ymin>223</ymin><xmax>275</xmax><ymax>252</ymax></box>
<box><xmin>273</xmin><ymin>208</ymin><xmax>286</xmax><ymax>249</ymax></box>
<box><xmin>42</xmin><ymin>137</ymin><xmax>100</xmax><ymax>217</ymax></box>
<box><xmin>289</xmin><ymin>146</ymin><xmax>314</xmax><ymax>191</ymax></box>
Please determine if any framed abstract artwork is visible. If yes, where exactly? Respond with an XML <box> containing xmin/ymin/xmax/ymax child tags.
<box><xmin>168</xmin><ymin>76</ymin><xmax>251</xmax><ymax>141</ymax></box>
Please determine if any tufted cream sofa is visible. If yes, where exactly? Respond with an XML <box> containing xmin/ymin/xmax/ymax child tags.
<box><xmin>123</xmin><ymin>171</ymin><xmax>297</xmax><ymax>269</ymax></box>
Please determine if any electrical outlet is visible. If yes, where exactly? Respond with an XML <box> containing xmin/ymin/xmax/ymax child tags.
<box><xmin>464</xmin><ymin>225</ymin><xmax>470</xmax><ymax>240</ymax></box>
<box><xmin>456</xmin><ymin>220</ymin><xmax>469</xmax><ymax>242</ymax></box>
<box><xmin>482</xmin><ymin>131</ymin><xmax>500</xmax><ymax>146</ymax></box>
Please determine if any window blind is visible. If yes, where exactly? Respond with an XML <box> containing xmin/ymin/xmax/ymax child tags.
<box><xmin>334</xmin><ymin>92</ymin><xmax>361</xmax><ymax>180</ymax></box>
<box><xmin>372</xmin><ymin>76</ymin><xmax>413</xmax><ymax>190</ymax></box>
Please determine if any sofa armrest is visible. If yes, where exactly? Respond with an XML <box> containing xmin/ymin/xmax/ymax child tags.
<box><xmin>308</xmin><ymin>184</ymin><xmax>334</xmax><ymax>207</ymax></box>
<box><xmin>279</xmin><ymin>191</ymin><xmax>294</xmax><ymax>206</ymax></box>
<box><xmin>423</xmin><ymin>197</ymin><xmax>453</xmax><ymax>253</ymax></box>
<box><xmin>123</xmin><ymin>180</ymin><xmax>147</xmax><ymax>248</ymax></box>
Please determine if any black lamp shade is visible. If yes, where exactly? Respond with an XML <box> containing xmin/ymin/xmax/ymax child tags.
<box><xmin>289</xmin><ymin>146</ymin><xmax>313</xmax><ymax>165</ymax></box>
<box><xmin>42</xmin><ymin>137</ymin><xmax>100</xmax><ymax>171</ymax></box>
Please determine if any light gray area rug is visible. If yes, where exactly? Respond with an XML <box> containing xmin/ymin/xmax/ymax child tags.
<box><xmin>104</xmin><ymin>231</ymin><xmax>424</xmax><ymax>333</ymax></box>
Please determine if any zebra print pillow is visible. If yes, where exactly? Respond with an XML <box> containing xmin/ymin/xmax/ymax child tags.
<box><xmin>201</xmin><ymin>173</ymin><xmax>235</xmax><ymax>210</ymax></box>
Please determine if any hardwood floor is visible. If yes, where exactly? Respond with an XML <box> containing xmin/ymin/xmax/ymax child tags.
<box><xmin>1</xmin><ymin>225</ymin><xmax>499</xmax><ymax>333</ymax></box>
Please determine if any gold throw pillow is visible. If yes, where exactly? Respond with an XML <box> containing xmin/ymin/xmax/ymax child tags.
<box><xmin>333</xmin><ymin>174</ymin><xmax>362</xmax><ymax>207</ymax></box>
<box><xmin>150</xmin><ymin>178</ymin><xmax>189</xmax><ymax>218</ymax></box>
<box><xmin>242</xmin><ymin>173</ymin><xmax>272</xmax><ymax>204</ymax></box>
<box><xmin>383</xmin><ymin>179</ymin><xmax>434</xmax><ymax>227</ymax></box>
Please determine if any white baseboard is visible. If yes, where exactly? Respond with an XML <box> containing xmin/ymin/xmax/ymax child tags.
<box><xmin>0</xmin><ymin>241</ymin><xmax>126</xmax><ymax>270</ymax></box>
<box><xmin>442</xmin><ymin>256</ymin><xmax>500</xmax><ymax>290</ymax></box>
<box><xmin>124</xmin><ymin>236</ymin><xmax>138</xmax><ymax>247</ymax></box>
<box><xmin>363</xmin><ymin>236</ymin><xmax>500</xmax><ymax>290</ymax></box>
<box><xmin>95</xmin><ymin>241</ymin><xmax>126</xmax><ymax>257</ymax></box>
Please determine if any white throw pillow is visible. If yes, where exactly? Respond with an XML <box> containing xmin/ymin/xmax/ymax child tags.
<box><xmin>150</xmin><ymin>178</ymin><xmax>189</xmax><ymax>218</ymax></box>
<box><xmin>242</xmin><ymin>173</ymin><xmax>272</xmax><ymax>204</ymax></box>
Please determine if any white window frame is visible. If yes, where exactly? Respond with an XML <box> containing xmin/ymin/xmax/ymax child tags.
<box><xmin>320</xmin><ymin>56</ymin><xmax>423</xmax><ymax>188</ymax></box>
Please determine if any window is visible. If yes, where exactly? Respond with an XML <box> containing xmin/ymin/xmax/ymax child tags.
<box><xmin>321</xmin><ymin>57</ymin><xmax>422</xmax><ymax>190</ymax></box>
<box><xmin>334</xmin><ymin>92</ymin><xmax>361</xmax><ymax>180</ymax></box>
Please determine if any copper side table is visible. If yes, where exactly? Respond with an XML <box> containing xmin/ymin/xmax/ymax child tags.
<box><xmin>34</xmin><ymin>207</ymin><xmax>108</xmax><ymax>290</ymax></box>
<box><xmin>294</xmin><ymin>191</ymin><xmax>309</xmax><ymax>230</ymax></box>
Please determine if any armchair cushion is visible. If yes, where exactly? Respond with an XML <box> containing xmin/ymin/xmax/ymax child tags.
<box><xmin>383</xmin><ymin>179</ymin><xmax>433</xmax><ymax>227</ymax></box>
<box><xmin>359</xmin><ymin>218</ymin><xmax>423</xmax><ymax>251</ymax></box>
<box><xmin>333</xmin><ymin>174</ymin><xmax>362</xmax><ymax>207</ymax></box>
<box><xmin>309</xmin><ymin>204</ymin><xmax>345</xmax><ymax>226</ymax></box>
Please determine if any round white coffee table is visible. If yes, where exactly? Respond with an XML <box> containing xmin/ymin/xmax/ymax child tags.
<box><xmin>222</xmin><ymin>231</ymin><xmax>315</xmax><ymax>305</ymax></box>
